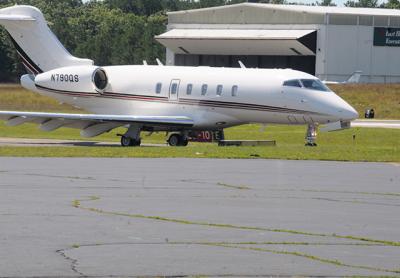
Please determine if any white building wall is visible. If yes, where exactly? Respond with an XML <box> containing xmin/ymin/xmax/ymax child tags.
<box><xmin>324</xmin><ymin>25</ymin><xmax>400</xmax><ymax>83</ymax></box>
<box><xmin>314</xmin><ymin>24</ymin><xmax>326</xmax><ymax>80</ymax></box>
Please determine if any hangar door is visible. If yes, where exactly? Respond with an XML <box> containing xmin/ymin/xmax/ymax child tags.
<box><xmin>156</xmin><ymin>29</ymin><xmax>317</xmax><ymax>74</ymax></box>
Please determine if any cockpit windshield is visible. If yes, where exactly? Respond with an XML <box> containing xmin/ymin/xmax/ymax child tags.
<box><xmin>300</xmin><ymin>79</ymin><xmax>331</xmax><ymax>92</ymax></box>
<box><xmin>283</xmin><ymin>79</ymin><xmax>331</xmax><ymax>92</ymax></box>
<box><xmin>283</xmin><ymin>79</ymin><xmax>302</xmax><ymax>87</ymax></box>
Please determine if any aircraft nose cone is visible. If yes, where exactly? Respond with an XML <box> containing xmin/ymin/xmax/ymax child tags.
<box><xmin>338</xmin><ymin>103</ymin><xmax>359</xmax><ymax>121</ymax></box>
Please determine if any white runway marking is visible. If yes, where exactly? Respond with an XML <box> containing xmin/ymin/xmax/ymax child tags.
<box><xmin>352</xmin><ymin>119</ymin><xmax>400</xmax><ymax>129</ymax></box>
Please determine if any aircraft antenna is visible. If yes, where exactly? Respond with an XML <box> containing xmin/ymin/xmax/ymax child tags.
<box><xmin>238</xmin><ymin>60</ymin><xmax>246</xmax><ymax>69</ymax></box>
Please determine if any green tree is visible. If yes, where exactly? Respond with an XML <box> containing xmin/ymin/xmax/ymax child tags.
<box><xmin>316</xmin><ymin>0</ymin><xmax>337</xmax><ymax>6</ymax></box>
<box><xmin>345</xmin><ymin>0</ymin><xmax>378</xmax><ymax>7</ymax></box>
<box><xmin>381</xmin><ymin>0</ymin><xmax>400</xmax><ymax>8</ymax></box>
<box><xmin>0</xmin><ymin>0</ymin><xmax>275</xmax><ymax>82</ymax></box>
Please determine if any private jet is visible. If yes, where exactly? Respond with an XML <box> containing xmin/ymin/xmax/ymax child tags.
<box><xmin>0</xmin><ymin>5</ymin><xmax>358</xmax><ymax>147</ymax></box>
<box><xmin>323</xmin><ymin>71</ymin><xmax>362</xmax><ymax>85</ymax></box>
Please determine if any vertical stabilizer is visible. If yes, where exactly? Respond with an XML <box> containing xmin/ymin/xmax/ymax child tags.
<box><xmin>0</xmin><ymin>5</ymin><xmax>93</xmax><ymax>74</ymax></box>
<box><xmin>346</xmin><ymin>71</ymin><xmax>362</xmax><ymax>84</ymax></box>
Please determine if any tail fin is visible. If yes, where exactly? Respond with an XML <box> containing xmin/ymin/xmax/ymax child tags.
<box><xmin>0</xmin><ymin>5</ymin><xmax>93</xmax><ymax>74</ymax></box>
<box><xmin>346</xmin><ymin>71</ymin><xmax>362</xmax><ymax>84</ymax></box>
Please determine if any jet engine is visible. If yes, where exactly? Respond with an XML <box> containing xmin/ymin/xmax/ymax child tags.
<box><xmin>34</xmin><ymin>66</ymin><xmax>108</xmax><ymax>94</ymax></box>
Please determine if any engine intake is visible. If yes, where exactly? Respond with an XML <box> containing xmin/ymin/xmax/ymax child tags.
<box><xmin>93</xmin><ymin>68</ymin><xmax>108</xmax><ymax>92</ymax></box>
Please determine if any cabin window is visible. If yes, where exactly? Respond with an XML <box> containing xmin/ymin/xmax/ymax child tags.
<box><xmin>283</xmin><ymin>79</ymin><xmax>302</xmax><ymax>88</ymax></box>
<box><xmin>231</xmin><ymin>85</ymin><xmax>238</xmax><ymax>97</ymax></box>
<box><xmin>186</xmin><ymin>84</ymin><xmax>193</xmax><ymax>95</ymax></box>
<box><xmin>216</xmin><ymin>85</ymin><xmax>223</xmax><ymax>96</ymax></box>
<box><xmin>156</xmin><ymin>83</ymin><xmax>162</xmax><ymax>94</ymax></box>
<box><xmin>201</xmin><ymin>84</ymin><xmax>208</xmax><ymax>96</ymax></box>
<box><xmin>171</xmin><ymin>83</ymin><xmax>178</xmax><ymax>95</ymax></box>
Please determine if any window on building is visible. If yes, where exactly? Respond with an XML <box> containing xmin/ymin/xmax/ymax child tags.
<box><xmin>201</xmin><ymin>84</ymin><xmax>208</xmax><ymax>95</ymax></box>
<box><xmin>186</xmin><ymin>84</ymin><xmax>193</xmax><ymax>95</ymax></box>
<box><xmin>231</xmin><ymin>85</ymin><xmax>238</xmax><ymax>97</ymax></box>
<box><xmin>155</xmin><ymin>83</ymin><xmax>162</xmax><ymax>94</ymax></box>
<box><xmin>216</xmin><ymin>85</ymin><xmax>223</xmax><ymax>96</ymax></box>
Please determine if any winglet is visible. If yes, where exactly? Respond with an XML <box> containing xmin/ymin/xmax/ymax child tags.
<box><xmin>156</xmin><ymin>58</ymin><xmax>164</xmax><ymax>66</ymax></box>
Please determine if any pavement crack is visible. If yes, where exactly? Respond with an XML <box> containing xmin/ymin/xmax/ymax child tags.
<box><xmin>71</xmin><ymin>196</ymin><xmax>400</xmax><ymax>274</ymax></box>
<box><xmin>24</xmin><ymin>173</ymin><xmax>96</xmax><ymax>181</ymax></box>
<box><xmin>56</xmin><ymin>246</ymin><xmax>85</xmax><ymax>276</ymax></box>
<box><xmin>58</xmin><ymin>240</ymin><xmax>400</xmax><ymax>275</ymax></box>
<box><xmin>72</xmin><ymin>196</ymin><xmax>400</xmax><ymax>247</ymax></box>
<box><xmin>271</xmin><ymin>188</ymin><xmax>400</xmax><ymax>198</ymax></box>
<box><xmin>217</xmin><ymin>182</ymin><xmax>251</xmax><ymax>190</ymax></box>
<box><xmin>204</xmin><ymin>243</ymin><xmax>400</xmax><ymax>274</ymax></box>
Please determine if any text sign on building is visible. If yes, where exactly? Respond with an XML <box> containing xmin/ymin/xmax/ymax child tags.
<box><xmin>374</xmin><ymin>27</ymin><xmax>400</xmax><ymax>46</ymax></box>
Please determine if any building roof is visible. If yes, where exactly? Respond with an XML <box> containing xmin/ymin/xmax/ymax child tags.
<box><xmin>167</xmin><ymin>3</ymin><xmax>400</xmax><ymax>25</ymax></box>
<box><xmin>169</xmin><ymin>3</ymin><xmax>400</xmax><ymax>17</ymax></box>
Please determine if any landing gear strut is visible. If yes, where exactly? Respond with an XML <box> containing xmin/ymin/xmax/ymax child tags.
<box><xmin>305</xmin><ymin>124</ymin><xmax>318</xmax><ymax>147</ymax></box>
<box><xmin>120</xmin><ymin>124</ymin><xmax>141</xmax><ymax>147</ymax></box>
<box><xmin>167</xmin><ymin>133</ymin><xmax>188</xmax><ymax>147</ymax></box>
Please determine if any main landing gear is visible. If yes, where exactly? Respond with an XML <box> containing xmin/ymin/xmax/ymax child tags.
<box><xmin>305</xmin><ymin>123</ymin><xmax>318</xmax><ymax>147</ymax></box>
<box><xmin>120</xmin><ymin>136</ymin><xmax>141</xmax><ymax>147</ymax></box>
<box><xmin>167</xmin><ymin>133</ymin><xmax>188</xmax><ymax>147</ymax></box>
<box><xmin>120</xmin><ymin>124</ymin><xmax>141</xmax><ymax>147</ymax></box>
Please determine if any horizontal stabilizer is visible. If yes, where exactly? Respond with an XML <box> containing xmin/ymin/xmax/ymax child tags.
<box><xmin>0</xmin><ymin>14</ymin><xmax>35</xmax><ymax>21</ymax></box>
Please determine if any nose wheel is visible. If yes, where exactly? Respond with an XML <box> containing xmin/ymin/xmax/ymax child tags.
<box><xmin>305</xmin><ymin>124</ymin><xmax>318</xmax><ymax>147</ymax></box>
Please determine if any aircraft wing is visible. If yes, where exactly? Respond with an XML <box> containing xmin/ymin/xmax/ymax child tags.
<box><xmin>0</xmin><ymin>111</ymin><xmax>194</xmax><ymax>137</ymax></box>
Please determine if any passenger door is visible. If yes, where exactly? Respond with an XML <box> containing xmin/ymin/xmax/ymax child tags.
<box><xmin>169</xmin><ymin>79</ymin><xmax>180</xmax><ymax>101</ymax></box>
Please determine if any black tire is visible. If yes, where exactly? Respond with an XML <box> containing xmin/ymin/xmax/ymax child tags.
<box><xmin>121</xmin><ymin>136</ymin><xmax>132</xmax><ymax>147</ymax></box>
<box><xmin>168</xmin><ymin>134</ymin><xmax>180</xmax><ymax>146</ymax></box>
<box><xmin>180</xmin><ymin>138</ymin><xmax>189</xmax><ymax>146</ymax></box>
<box><xmin>132</xmin><ymin>139</ymin><xmax>141</xmax><ymax>146</ymax></box>
<box><xmin>305</xmin><ymin>142</ymin><xmax>317</xmax><ymax>147</ymax></box>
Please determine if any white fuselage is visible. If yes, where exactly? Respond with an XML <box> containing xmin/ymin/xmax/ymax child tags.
<box><xmin>26</xmin><ymin>65</ymin><xmax>358</xmax><ymax>131</ymax></box>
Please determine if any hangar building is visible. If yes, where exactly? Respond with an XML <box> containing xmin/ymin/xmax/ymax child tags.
<box><xmin>156</xmin><ymin>3</ymin><xmax>400</xmax><ymax>83</ymax></box>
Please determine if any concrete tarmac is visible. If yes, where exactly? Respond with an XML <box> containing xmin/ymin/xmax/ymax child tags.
<box><xmin>0</xmin><ymin>158</ymin><xmax>399</xmax><ymax>277</ymax></box>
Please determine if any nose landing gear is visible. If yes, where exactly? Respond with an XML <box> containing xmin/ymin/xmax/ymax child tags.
<box><xmin>305</xmin><ymin>124</ymin><xmax>318</xmax><ymax>147</ymax></box>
